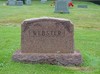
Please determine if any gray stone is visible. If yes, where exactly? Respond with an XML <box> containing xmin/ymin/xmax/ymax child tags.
<box><xmin>78</xmin><ymin>5</ymin><xmax>88</xmax><ymax>8</ymax></box>
<box><xmin>55</xmin><ymin>0</ymin><xmax>70</xmax><ymax>13</ymax></box>
<box><xmin>7</xmin><ymin>0</ymin><xmax>16</xmax><ymax>6</ymax></box>
<box><xmin>16</xmin><ymin>0</ymin><xmax>23</xmax><ymax>6</ymax></box>
<box><xmin>12</xmin><ymin>17</ymin><xmax>82</xmax><ymax>66</ymax></box>
<box><xmin>41</xmin><ymin>0</ymin><xmax>47</xmax><ymax>3</ymax></box>
<box><xmin>25</xmin><ymin>0</ymin><xmax>31</xmax><ymax>5</ymax></box>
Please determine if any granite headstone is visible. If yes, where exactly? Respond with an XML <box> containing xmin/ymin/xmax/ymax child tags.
<box><xmin>25</xmin><ymin>0</ymin><xmax>31</xmax><ymax>5</ymax></box>
<box><xmin>55</xmin><ymin>0</ymin><xmax>70</xmax><ymax>13</ymax></box>
<box><xmin>12</xmin><ymin>17</ymin><xmax>82</xmax><ymax>66</ymax></box>
<box><xmin>7</xmin><ymin>0</ymin><xmax>16</xmax><ymax>6</ymax></box>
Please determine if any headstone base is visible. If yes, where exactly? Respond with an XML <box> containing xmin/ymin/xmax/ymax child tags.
<box><xmin>12</xmin><ymin>50</ymin><xmax>82</xmax><ymax>66</ymax></box>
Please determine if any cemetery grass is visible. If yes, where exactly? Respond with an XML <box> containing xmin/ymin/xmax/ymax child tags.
<box><xmin>0</xmin><ymin>1</ymin><xmax>100</xmax><ymax>74</ymax></box>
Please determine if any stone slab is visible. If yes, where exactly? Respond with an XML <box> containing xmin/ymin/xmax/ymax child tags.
<box><xmin>78</xmin><ymin>5</ymin><xmax>88</xmax><ymax>8</ymax></box>
<box><xmin>21</xmin><ymin>17</ymin><xmax>74</xmax><ymax>53</ymax></box>
<box><xmin>12</xmin><ymin>50</ymin><xmax>82</xmax><ymax>66</ymax></box>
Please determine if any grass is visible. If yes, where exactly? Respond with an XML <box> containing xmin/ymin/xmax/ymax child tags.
<box><xmin>0</xmin><ymin>1</ymin><xmax>100</xmax><ymax>74</ymax></box>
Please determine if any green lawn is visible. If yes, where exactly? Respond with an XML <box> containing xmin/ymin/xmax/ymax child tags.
<box><xmin>0</xmin><ymin>1</ymin><xmax>100</xmax><ymax>74</ymax></box>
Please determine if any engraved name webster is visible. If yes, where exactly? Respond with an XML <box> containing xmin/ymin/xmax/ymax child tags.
<box><xmin>29</xmin><ymin>30</ymin><xmax>65</xmax><ymax>37</ymax></box>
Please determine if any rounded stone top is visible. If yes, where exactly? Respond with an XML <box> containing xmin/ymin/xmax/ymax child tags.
<box><xmin>25</xmin><ymin>17</ymin><xmax>68</xmax><ymax>20</ymax></box>
<box><xmin>22</xmin><ymin>17</ymin><xmax>73</xmax><ymax>26</ymax></box>
<box><xmin>24</xmin><ymin>17</ymin><xmax>71</xmax><ymax>22</ymax></box>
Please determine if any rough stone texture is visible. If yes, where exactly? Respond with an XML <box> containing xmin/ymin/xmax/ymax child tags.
<box><xmin>12</xmin><ymin>17</ymin><xmax>82</xmax><ymax>66</ymax></box>
<box><xmin>21</xmin><ymin>17</ymin><xmax>74</xmax><ymax>53</ymax></box>
<box><xmin>12</xmin><ymin>50</ymin><xmax>82</xmax><ymax>66</ymax></box>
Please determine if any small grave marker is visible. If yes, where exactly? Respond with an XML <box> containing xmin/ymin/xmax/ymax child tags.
<box><xmin>7</xmin><ymin>0</ymin><xmax>16</xmax><ymax>6</ymax></box>
<box><xmin>78</xmin><ymin>5</ymin><xmax>88</xmax><ymax>8</ymax></box>
<box><xmin>16</xmin><ymin>0</ymin><xmax>23</xmax><ymax>6</ymax></box>
<box><xmin>55</xmin><ymin>0</ymin><xmax>70</xmax><ymax>13</ymax></box>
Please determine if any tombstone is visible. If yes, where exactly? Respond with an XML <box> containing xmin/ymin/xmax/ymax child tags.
<box><xmin>25</xmin><ymin>0</ymin><xmax>31</xmax><ymax>5</ymax></box>
<box><xmin>7</xmin><ymin>0</ymin><xmax>16</xmax><ymax>6</ymax></box>
<box><xmin>12</xmin><ymin>17</ymin><xmax>82</xmax><ymax>66</ymax></box>
<box><xmin>16</xmin><ymin>0</ymin><xmax>23</xmax><ymax>6</ymax></box>
<box><xmin>78</xmin><ymin>5</ymin><xmax>88</xmax><ymax>8</ymax></box>
<box><xmin>55</xmin><ymin>0</ymin><xmax>70</xmax><ymax>13</ymax></box>
<box><xmin>41</xmin><ymin>0</ymin><xmax>47</xmax><ymax>3</ymax></box>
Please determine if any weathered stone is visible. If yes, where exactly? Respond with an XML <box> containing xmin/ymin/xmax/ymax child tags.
<box><xmin>12</xmin><ymin>17</ymin><xmax>82</xmax><ymax>66</ymax></box>
<box><xmin>21</xmin><ymin>17</ymin><xmax>74</xmax><ymax>53</ymax></box>
<box><xmin>12</xmin><ymin>50</ymin><xmax>82</xmax><ymax>66</ymax></box>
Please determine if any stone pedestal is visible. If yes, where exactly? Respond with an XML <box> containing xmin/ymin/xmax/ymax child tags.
<box><xmin>13</xmin><ymin>50</ymin><xmax>82</xmax><ymax>66</ymax></box>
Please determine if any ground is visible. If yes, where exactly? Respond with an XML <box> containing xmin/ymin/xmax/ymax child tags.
<box><xmin>0</xmin><ymin>1</ymin><xmax>100</xmax><ymax>74</ymax></box>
